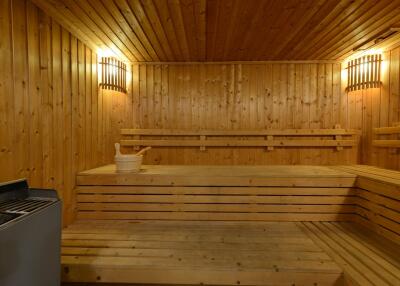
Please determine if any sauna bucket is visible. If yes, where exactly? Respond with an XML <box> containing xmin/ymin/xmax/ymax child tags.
<box><xmin>114</xmin><ymin>143</ymin><xmax>143</xmax><ymax>173</ymax></box>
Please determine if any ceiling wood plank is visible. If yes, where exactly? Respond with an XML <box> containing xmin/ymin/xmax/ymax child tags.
<box><xmin>114</xmin><ymin>0</ymin><xmax>160</xmax><ymax>61</ymax></box>
<box><xmin>281</xmin><ymin>0</ymin><xmax>359</xmax><ymax>59</ymax></box>
<box><xmin>127</xmin><ymin>0</ymin><xmax>169</xmax><ymax>60</ymax></box>
<box><xmin>79</xmin><ymin>0</ymin><xmax>140</xmax><ymax>61</ymax></box>
<box><xmin>100</xmin><ymin>0</ymin><xmax>152</xmax><ymax>61</ymax></box>
<box><xmin>223</xmin><ymin>0</ymin><xmax>262</xmax><ymax>61</ymax></box>
<box><xmin>33</xmin><ymin>0</ymin><xmax>400</xmax><ymax>62</ymax></box>
<box><xmin>320</xmin><ymin>1</ymin><xmax>400</xmax><ymax>59</ymax></box>
<box><xmin>253</xmin><ymin>0</ymin><xmax>302</xmax><ymax>60</ymax></box>
<box><xmin>220</xmin><ymin>0</ymin><xmax>249</xmax><ymax>60</ymax></box>
<box><xmin>85</xmin><ymin>0</ymin><xmax>146</xmax><ymax>61</ymax></box>
<box><xmin>64</xmin><ymin>0</ymin><xmax>136</xmax><ymax>61</ymax></box>
<box><xmin>167</xmin><ymin>0</ymin><xmax>191</xmax><ymax>61</ymax></box>
<box><xmin>204</xmin><ymin>0</ymin><xmax>218</xmax><ymax>61</ymax></box>
<box><xmin>72</xmin><ymin>0</ymin><xmax>138</xmax><ymax>61</ymax></box>
<box><xmin>269</xmin><ymin>0</ymin><xmax>338</xmax><ymax>59</ymax></box>
<box><xmin>180</xmin><ymin>0</ymin><xmax>201</xmax><ymax>60</ymax></box>
<box><xmin>193</xmin><ymin>0</ymin><xmax>206</xmax><ymax>60</ymax></box>
<box><xmin>32</xmin><ymin>0</ymin><xmax>106</xmax><ymax>56</ymax></box>
<box><xmin>229</xmin><ymin>1</ymin><xmax>273</xmax><ymax>61</ymax></box>
<box><xmin>295</xmin><ymin>0</ymin><xmax>384</xmax><ymax>59</ymax></box>
<box><xmin>249</xmin><ymin>0</ymin><xmax>292</xmax><ymax>61</ymax></box>
<box><xmin>151</xmin><ymin>0</ymin><xmax>182</xmax><ymax>60</ymax></box>
<box><xmin>211</xmin><ymin>0</ymin><xmax>238</xmax><ymax>60</ymax></box>
<box><xmin>140</xmin><ymin>0</ymin><xmax>176</xmax><ymax>61</ymax></box>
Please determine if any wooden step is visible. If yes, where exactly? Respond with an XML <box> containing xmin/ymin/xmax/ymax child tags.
<box><xmin>298</xmin><ymin>222</ymin><xmax>400</xmax><ymax>286</ymax></box>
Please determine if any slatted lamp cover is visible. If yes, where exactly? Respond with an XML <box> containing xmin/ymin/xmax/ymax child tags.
<box><xmin>346</xmin><ymin>54</ymin><xmax>382</xmax><ymax>91</ymax></box>
<box><xmin>100</xmin><ymin>57</ymin><xmax>127</xmax><ymax>93</ymax></box>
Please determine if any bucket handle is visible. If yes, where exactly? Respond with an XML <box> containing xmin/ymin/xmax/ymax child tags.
<box><xmin>136</xmin><ymin>146</ymin><xmax>152</xmax><ymax>156</ymax></box>
<box><xmin>115</xmin><ymin>143</ymin><xmax>122</xmax><ymax>156</ymax></box>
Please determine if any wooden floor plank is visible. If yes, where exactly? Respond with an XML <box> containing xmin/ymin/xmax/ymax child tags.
<box><xmin>62</xmin><ymin>265</ymin><xmax>344</xmax><ymax>285</ymax></box>
<box><xmin>62</xmin><ymin>221</ymin><xmax>344</xmax><ymax>285</ymax></box>
<box><xmin>62</xmin><ymin>239</ymin><xmax>320</xmax><ymax>252</ymax></box>
<box><xmin>62</xmin><ymin>247</ymin><xmax>331</xmax><ymax>260</ymax></box>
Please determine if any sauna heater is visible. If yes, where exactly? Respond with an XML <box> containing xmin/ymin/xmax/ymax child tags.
<box><xmin>0</xmin><ymin>179</ymin><xmax>61</xmax><ymax>286</ymax></box>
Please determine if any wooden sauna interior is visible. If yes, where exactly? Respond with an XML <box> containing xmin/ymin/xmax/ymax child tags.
<box><xmin>1</xmin><ymin>0</ymin><xmax>400</xmax><ymax>285</ymax></box>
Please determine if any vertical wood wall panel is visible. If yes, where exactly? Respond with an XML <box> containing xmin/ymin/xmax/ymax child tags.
<box><xmin>130</xmin><ymin>62</ymin><xmax>358</xmax><ymax>165</ymax></box>
<box><xmin>0</xmin><ymin>0</ymin><xmax>122</xmax><ymax>224</ymax></box>
<box><xmin>0</xmin><ymin>0</ymin><xmax>14</xmax><ymax>181</ymax></box>
<box><xmin>361</xmin><ymin>46</ymin><xmax>400</xmax><ymax>170</ymax></box>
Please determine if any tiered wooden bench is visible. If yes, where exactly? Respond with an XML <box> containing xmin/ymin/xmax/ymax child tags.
<box><xmin>62</xmin><ymin>165</ymin><xmax>400</xmax><ymax>286</ymax></box>
<box><xmin>330</xmin><ymin>165</ymin><xmax>400</xmax><ymax>244</ymax></box>
<box><xmin>75</xmin><ymin>165</ymin><xmax>357</xmax><ymax>221</ymax></box>
<box><xmin>299</xmin><ymin>222</ymin><xmax>400</xmax><ymax>286</ymax></box>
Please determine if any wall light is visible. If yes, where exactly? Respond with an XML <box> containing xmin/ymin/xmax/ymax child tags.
<box><xmin>99</xmin><ymin>57</ymin><xmax>127</xmax><ymax>93</ymax></box>
<box><xmin>346</xmin><ymin>54</ymin><xmax>382</xmax><ymax>91</ymax></box>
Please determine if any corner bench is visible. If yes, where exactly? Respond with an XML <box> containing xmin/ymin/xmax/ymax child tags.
<box><xmin>61</xmin><ymin>165</ymin><xmax>400</xmax><ymax>286</ymax></box>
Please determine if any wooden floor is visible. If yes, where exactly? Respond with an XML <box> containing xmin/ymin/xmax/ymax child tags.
<box><xmin>62</xmin><ymin>220</ymin><xmax>344</xmax><ymax>286</ymax></box>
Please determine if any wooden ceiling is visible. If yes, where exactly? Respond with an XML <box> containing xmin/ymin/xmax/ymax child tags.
<box><xmin>33</xmin><ymin>0</ymin><xmax>400</xmax><ymax>62</ymax></box>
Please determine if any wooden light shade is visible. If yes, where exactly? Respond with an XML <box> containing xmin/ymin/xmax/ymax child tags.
<box><xmin>99</xmin><ymin>57</ymin><xmax>127</xmax><ymax>93</ymax></box>
<box><xmin>346</xmin><ymin>54</ymin><xmax>382</xmax><ymax>91</ymax></box>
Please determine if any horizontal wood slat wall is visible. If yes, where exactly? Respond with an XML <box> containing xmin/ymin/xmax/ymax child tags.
<box><xmin>0</xmin><ymin>0</ymin><xmax>132</xmax><ymax>224</ymax></box>
<box><xmin>128</xmin><ymin>62</ymin><xmax>358</xmax><ymax>165</ymax></box>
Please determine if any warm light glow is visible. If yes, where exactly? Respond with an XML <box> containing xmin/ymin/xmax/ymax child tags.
<box><xmin>126</xmin><ymin>65</ymin><xmax>132</xmax><ymax>87</ymax></box>
<box><xmin>360</xmin><ymin>48</ymin><xmax>383</xmax><ymax>57</ymax></box>
<box><xmin>99</xmin><ymin>57</ymin><xmax>128</xmax><ymax>93</ymax></box>
<box><xmin>344</xmin><ymin>48</ymin><xmax>383</xmax><ymax>65</ymax></box>
<box><xmin>342</xmin><ymin>49</ymin><xmax>384</xmax><ymax>92</ymax></box>
<box><xmin>97</xmin><ymin>49</ymin><xmax>117</xmax><ymax>85</ymax></box>
<box><xmin>341</xmin><ymin>67</ymin><xmax>348</xmax><ymax>83</ymax></box>
<box><xmin>97</xmin><ymin>48</ymin><xmax>118</xmax><ymax>59</ymax></box>
<box><xmin>380</xmin><ymin>53</ymin><xmax>388</xmax><ymax>84</ymax></box>
<box><xmin>345</xmin><ymin>53</ymin><xmax>382</xmax><ymax>91</ymax></box>
<box><xmin>95</xmin><ymin>48</ymin><xmax>132</xmax><ymax>93</ymax></box>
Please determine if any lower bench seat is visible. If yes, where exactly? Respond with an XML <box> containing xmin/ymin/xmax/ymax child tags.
<box><xmin>61</xmin><ymin>220</ymin><xmax>400</xmax><ymax>286</ymax></box>
<box><xmin>331</xmin><ymin>165</ymin><xmax>400</xmax><ymax>244</ymax></box>
<box><xmin>62</xmin><ymin>221</ymin><xmax>344</xmax><ymax>286</ymax></box>
<box><xmin>299</xmin><ymin>222</ymin><xmax>400</xmax><ymax>286</ymax></box>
